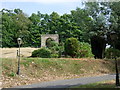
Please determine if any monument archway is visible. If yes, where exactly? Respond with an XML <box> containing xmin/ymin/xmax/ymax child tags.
<box><xmin>41</xmin><ymin>34</ymin><xmax>59</xmax><ymax>47</ymax></box>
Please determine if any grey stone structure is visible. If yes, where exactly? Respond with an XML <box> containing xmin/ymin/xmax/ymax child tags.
<box><xmin>41</xmin><ymin>34</ymin><xmax>59</xmax><ymax>47</ymax></box>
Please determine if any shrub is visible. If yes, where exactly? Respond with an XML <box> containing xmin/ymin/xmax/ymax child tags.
<box><xmin>51</xmin><ymin>54</ymin><xmax>59</xmax><ymax>58</ymax></box>
<box><xmin>8</xmin><ymin>72</ymin><xmax>16</xmax><ymax>77</ymax></box>
<box><xmin>46</xmin><ymin>38</ymin><xmax>57</xmax><ymax>48</ymax></box>
<box><xmin>47</xmin><ymin>41</ymin><xmax>59</xmax><ymax>58</ymax></box>
<box><xmin>32</xmin><ymin>47</ymin><xmax>51</xmax><ymax>58</ymax></box>
<box><xmin>77</xmin><ymin>42</ymin><xmax>93</xmax><ymax>58</ymax></box>
<box><xmin>31</xmin><ymin>49</ymin><xmax>39</xmax><ymax>57</ymax></box>
<box><xmin>48</xmin><ymin>42</ymin><xmax>59</xmax><ymax>51</ymax></box>
<box><xmin>105</xmin><ymin>48</ymin><xmax>120</xmax><ymax>59</ymax></box>
<box><xmin>58</xmin><ymin>44</ymin><xmax>64</xmax><ymax>58</ymax></box>
<box><xmin>64</xmin><ymin>37</ymin><xmax>79</xmax><ymax>58</ymax></box>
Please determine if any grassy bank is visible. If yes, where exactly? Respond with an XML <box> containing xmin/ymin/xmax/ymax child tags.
<box><xmin>2</xmin><ymin>58</ymin><xmax>116</xmax><ymax>88</ymax></box>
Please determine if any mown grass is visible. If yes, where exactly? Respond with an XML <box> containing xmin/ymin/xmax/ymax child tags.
<box><xmin>70</xmin><ymin>80</ymin><xmax>116</xmax><ymax>88</ymax></box>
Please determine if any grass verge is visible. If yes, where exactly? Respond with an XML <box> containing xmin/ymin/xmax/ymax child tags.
<box><xmin>69</xmin><ymin>80</ymin><xmax>117</xmax><ymax>88</ymax></box>
<box><xmin>1</xmin><ymin>58</ymin><xmax>117</xmax><ymax>88</ymax></box>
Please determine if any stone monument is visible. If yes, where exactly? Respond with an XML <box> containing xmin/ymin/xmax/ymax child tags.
<box><xmin>41</xmin><ymin>34</ymin><xmax>59</xmax><ymax>47</ymax></box>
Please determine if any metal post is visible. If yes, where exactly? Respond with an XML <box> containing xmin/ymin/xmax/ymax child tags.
<box><xmin>17</xmin><ymin>44</ymin><xmax>20</xmax><ymax>75</ymax></box>
<box><xmin>115</xmin><ymin>57</ymin><xmax>119</xmax><ymax>86</ymax></box>
<box><xmin>17</xmin><ymin>50</ymin><xmax>18</xmax><ymax>57</ymax></box>
<box><xmin>113</xmin><ymin>43</ymin><xmax>119</xmax><ymax>86</ymax></box>
<box><xmin>110</xmin><ymin>32</ymin><xmax>119</xmax><ymax>86</ymax></box>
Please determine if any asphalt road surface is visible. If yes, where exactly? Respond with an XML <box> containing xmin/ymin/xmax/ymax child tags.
<box><xmin>9</xmin><ymin>74</ymin><xmax>119</xmax><ymax>89</ymax></box>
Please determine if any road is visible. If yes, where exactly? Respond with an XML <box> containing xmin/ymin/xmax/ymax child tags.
<box><xmin>4</xmin><ymin>74</ymin><xmax>118</xmax><ymax>90</ymax></box>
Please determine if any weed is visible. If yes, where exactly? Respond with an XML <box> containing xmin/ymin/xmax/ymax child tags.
<box><xmin>8</xmin><ymin>72</ymin><xmax>16</xmax><ymax>77</ymax></box>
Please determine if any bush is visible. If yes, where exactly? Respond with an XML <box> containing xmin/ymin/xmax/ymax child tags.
<box><xmin>47</xmin><ymin>41</ymin><xmax>59</xmax><ymax>58</ymax></box>
<box><xmin>46</xmin><ymin>38</ymin><xmax>57</xmax><ymax>48</ymax></box>
<box><xmin>105</xmin><ymin>48</ymin><xmax>120</xmax><ymax>59</ymax></box>
<box><xmin>32</xmin><ymin>41</ymin><xmax>65</xmax><ymax>58</ymax></box>
<box><xmin>64</xmin><ymin>37</ymin><xmax>79</xmax><ymax>58</ymax></box>
<box><xmin>32</xmin><ymin>47</ymin><xmax>51</xmax><ymax>58</ymax></box>
<box><xmin>8</xmin><ymin>72</ymin><xmax>16</xmax><ymax>77</ymax></box>
<box><xmin>51</xmin><ymin>54</ymin><xmax>59</xmax><ymax>58</ymax></box>
<box><xmin>77</xmin><ymin>42</ymin><xmax>93</xmax><ymax>58</ymax></box>
<box><xmin>58</xmin><ymin>44</ymin><xmax>64</xmax><ymax>58</ymax></box>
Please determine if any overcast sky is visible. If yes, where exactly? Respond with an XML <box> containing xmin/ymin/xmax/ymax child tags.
<box><xmin>1</xmin><ymin>0</ymin><xmax>85</xmax><ymax>16</ymax></box>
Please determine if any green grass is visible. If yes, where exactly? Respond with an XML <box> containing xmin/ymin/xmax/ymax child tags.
<box><xmin>70</xmin><ymin>80</ymin><xmax>116</xmax><ymax>88</ymax></box>
<box><xmin>2</xmin><ymin>58</ymin><xmax>119</xmax><ymax>88</ymax></box>
<box><xmin>2</xmin><ymin>58</ymin><xmax>116</xmax><ymax>78</ymax></box>
<box><xmin>8</xmin><ymin>72</ymin><xmax>16</xmax><ymax>77</ymax></box>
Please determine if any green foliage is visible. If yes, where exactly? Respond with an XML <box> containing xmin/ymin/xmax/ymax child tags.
<box><xmin>2</xmin><ymin>9</ymin><xmax>32</xmax><ymax>47</ymax></box>
<box><xmin>64</xmin><ymin>37</ymin><xmax>79</xmax><ymax>58</ymax></box>
<box><xmin>1</xmin><ymin>8</ymin><xmax>86</xmax><ymax>47</ymax></box>
<box><xmin>58</xmin><ymin>43</ymin><xmax>65</xmax><ymax>58</ymax></box>
<box><xmin>85</xmin><ymin>2</ymin><xmax>120</xmax><ymax>50</ymax></box>
<box><xmin>31</xmin><ymin>41</ymin><xmax>64</xmax><ymax>58</ymax></box>
<box><xmin>105</xmin><ymin>48</ymin><xmax>120</xmax><ymax>59</ymax></box>
<box><xmin>71</xmin><ymin>8</ymin><xmax>92</xmax><ymax>42</ymax></box>
<box><xmin>51</xmin><ymin>54</ymin><xmax>59</xmax><ymax>58</ymax></box>
<box><xmin>77</xmin><ymin>42</ymin><xmax>93</xmax><ymax>58</ymax></box>
<box><xmin>85</xmin><ymin>2</ymin><xmax>111</xmax><ymax>36</ymax></box>
<box><xmin>8</xmin><ymin>72</ymin><xmax>16</xmax><ymax>77</ymax></box>
<box><xmin>2</xmin><ymin>2</ymin><xmax>120</xmax><ymax>49</ymax></box>
<box><xmin>109</xmin><ymin>2</ymin><xmax>120</xmax><ymax>50</ymax></box>
<box><xmin>46</xmin><ymin>40</ymin><xmax>60</xmax><ymax>58</ymax></box>
<box><xmin>46</xmin><ymin>38</ymin><xmax>55</xmax><ymax>48</ymax></box>
<box><xmin>32</xmin><ymin>47</ymin><xmax>51</xmax><ymax>58</ymax></box>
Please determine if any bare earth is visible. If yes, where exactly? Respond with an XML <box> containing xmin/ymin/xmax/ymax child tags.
<box><xmin>1</xmin><ymin>47</ymin><xmax>39</xmax><ymax>58</ymax></box>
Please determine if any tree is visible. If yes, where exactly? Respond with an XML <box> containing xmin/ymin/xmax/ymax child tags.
<box><xmin>108</xmin><ymin>1</ymin><xmax>120</xmax><ymax>50</ymax></box>
<box><xmin>84</xmin><ymin>2</ymin><xmax>111</xmax><ymax>58</ymax></box>
<box><xmin>2</xmin><ymin>9</ymin><xmax>32</xmax><ymax>47</ymax></box>
<box><xmin>84</xmin><ymin>2</ymin><xmax>111</xmax><ymax>35</ymax></box>
<box><xmin>13</xmin><ymin>9</ymin><xmax>32</xmax><ymax>46</ymax></box>
<box><xmin>71</xmin><ymin>8</ymin><xmax>92</xmax><ymax>42</ymax></box>
<box><xmin>28</xmin><ymin>12</ymin><xmax>42</xmax><ymax>47</ymax></box>
<box><xmin>91</xmin><ymin>35</ymin><xmax>106</xmax><ymax>59</ymax></box>
<box><xmin>2</xmin><ymin>9</ymin><xmax>18</xmax><ymax>47</ymax></box>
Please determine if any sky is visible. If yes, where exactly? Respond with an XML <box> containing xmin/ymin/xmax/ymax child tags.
<box><xmin>0</xmin><ymin>0</ymin><xmax>85</xmax><ymax>16</ymax></box>
<box><xmin>1</xmin><ymin>0</ymin><xmax>119</xmax><ymax>16</ymax></box>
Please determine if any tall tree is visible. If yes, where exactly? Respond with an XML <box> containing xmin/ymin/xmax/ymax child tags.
<box><xmin>13</xmin><ymin>9</ymin><xmax>32</xmax><ymax>46</ymax></box>
<box><xmin>85</xmin><ymin>2</ymin><xmax>111</xmax><ymax>36</ymax></box>
<box><xmin>84</xmin><ymin>2</ymin><xmax>111</xmax><ymax>58</ymax></box>
<box><xmin>29</xmin><ymin>12</ymin><xmax>41</xmax><ymax>47</ymax></box>
<box><xmin>71</xmin><ymin>8</ymin><xmax>92</xmax><ymax>42</ymax></box>
<box><xmin>109</xmin><ymin>1</ymin><xmax>120</xmax><ymax>50</ymax></box>
<box><xmin>2</xmin><ymin>9</ymin><xmax>32</xmax><ymax>47</ymax></box>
